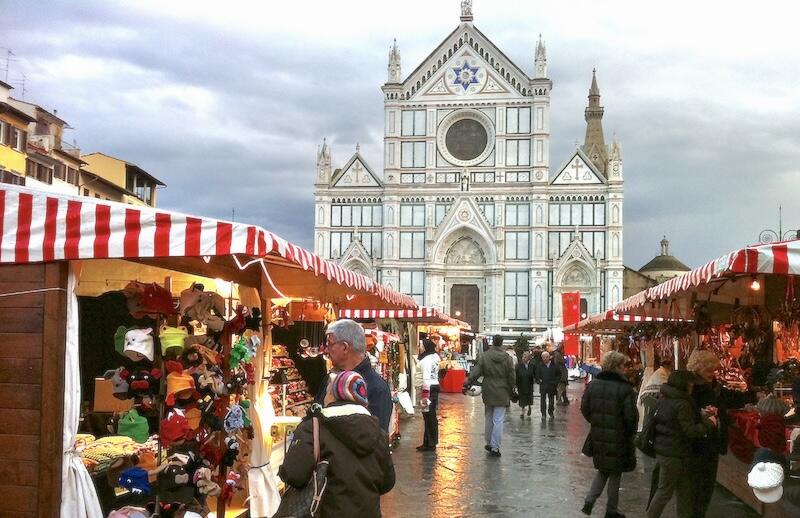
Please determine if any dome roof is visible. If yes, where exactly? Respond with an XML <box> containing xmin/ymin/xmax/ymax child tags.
<box><xmin>639</xmin><ymin>237</ymin><xmax>691</xmax><ymax>273</ymax></box>
<box><xmin>639</xmin><ymin>254</ymin><xmax>691</xmax><ymax>273</ymax></box>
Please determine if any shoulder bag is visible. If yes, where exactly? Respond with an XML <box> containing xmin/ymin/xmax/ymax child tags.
<box><xmin>635</xmin><ymin>409</ymin><xmax>657</xmax><ymax>458</ymax></box>
<box><xmin>272</xmin><ymin>417</ymin><xmax>329</xmax><ymax>518</ymax></box>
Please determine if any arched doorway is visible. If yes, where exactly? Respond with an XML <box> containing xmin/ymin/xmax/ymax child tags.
<box><xmin>443</xmin><ymin>236</ymin><xmax>485</xmax><ymax>330</ymax></box>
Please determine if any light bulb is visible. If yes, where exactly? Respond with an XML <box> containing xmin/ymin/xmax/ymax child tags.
<box><xmin>750</xmin><ymin>279</ymin><xmax>761</xmax><ymax>291</ymax></box>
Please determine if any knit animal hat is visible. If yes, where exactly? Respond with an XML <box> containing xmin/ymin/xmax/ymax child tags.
<box><xmin>331</xmin><ymin>370</ymin><xmax>369</xmax><ymax>407</ymax></box>
<box><xmin>118</xmin><ymin>466</ymin><xmax>151</xmax><ymax>495</ymax></box>
<box><xmin>165</xmin><ymin>361</ymin><xmax>196</xmax><ymax>406</ymax></box>
<box><xmin>123</xmin><ymin>328</ymin><xmax>155</xmax><ymax>362</ymax></box>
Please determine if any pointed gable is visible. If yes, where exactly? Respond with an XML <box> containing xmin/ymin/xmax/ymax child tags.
<box><xmin>551</xmin><ymin>148</ymin><xmax>605</xmax><ymax>185</ymax></box>
<box><xmin>331</xmin><ymin>153</ymin><xmax>382</xmax><ymax>188</ymax></box>
<box><xmin>401</xmin><ymin>22</ymin><xmax>532</xmax><ymax>100</ymax></box>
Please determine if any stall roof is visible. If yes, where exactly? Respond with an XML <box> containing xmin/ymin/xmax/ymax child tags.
<box><xmin>339</xmin><ymin>307</ymin><xmax>470</xmax><ymax>328</ymax></box>
<box><xmin>564</xmin><ymin>310</ymin><xmax>685</xmax><ymax>335</ymax></box>
<box><xmin>615</xmin><ymin>239</ymin><xmax>800</xmax><ymax>315</ymax></box>
<box><xmin>0</xmin><ymin>184</ymin><xmax>417</xmax><ymax>309</ymax></box>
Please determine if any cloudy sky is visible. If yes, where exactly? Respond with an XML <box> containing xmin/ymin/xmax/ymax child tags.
<box><xmin>3</xmin><ymin>0</ymin><xmax>800</xmax><ymax>268</ymax></box>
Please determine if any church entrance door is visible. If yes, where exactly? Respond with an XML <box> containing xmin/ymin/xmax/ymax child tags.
<box><xmin>450</xmin><ymin>284</ymin><xmax>479</xmax><ymax>331</ymax></box>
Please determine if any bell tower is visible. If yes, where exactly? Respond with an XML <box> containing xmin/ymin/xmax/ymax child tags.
<box><xmin>583</xmin><ymin>69</ymin><xmax>607</xmax><ymax>175</ymax></box>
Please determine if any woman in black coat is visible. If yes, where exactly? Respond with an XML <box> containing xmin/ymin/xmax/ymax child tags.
<box><xmin>516</xmin><ymin>351</ymin><xmax>536</xmax><ymax>418</ymax></box>
<box><xmin>647</xmin><ymin>370</ymin><xmax>716</xmax><ymax>518</ymax></box>
<box><xmin>580</xmin><ymin>351</ymin><xmax>638</xmax><ymax>518</ymax></box>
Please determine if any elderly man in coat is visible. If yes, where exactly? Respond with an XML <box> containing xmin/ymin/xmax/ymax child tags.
<box><xmin>463</xmin><ymin>334</ymin><xmax>516</xmax><ymax>457</ymax></box>
<box><xmin>536</xmin><ymin>351</ymin><xmax>561</xmax><ymax>418</ymax></box>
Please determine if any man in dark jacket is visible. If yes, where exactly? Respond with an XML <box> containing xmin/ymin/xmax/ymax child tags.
<box><xmin>463</xmin><ymin>335</ymin><xmax>516</xmax><ymax>457</ymax></box>
<box><xmin>552</xmin><ymin>343</ymin><xmax>570</xmax><ymax>405</ymax></box>
<box><xmin>536</xmin><ymin>351</ymin><xmax>561</xmax><ymax>418</ymax></box>
<box><xmin>280</xmin><ymin>371</ymin><xmax>395</xmax><ymax>517</ymax></box>
<box><xmin>316</xmin><ymin>319</ymin><xmax>393</xmax><ymax>431</ymax></box>
<box><xmin>580</xmin><ymin>351</ymin><xmax>638</xmax><ymax>518</ymax></box>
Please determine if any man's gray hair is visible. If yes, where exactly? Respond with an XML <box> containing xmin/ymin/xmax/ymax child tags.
<box><xmin>326</xmin><ymin>319</ymin><xmax>366</xmax><ymax>354</ymax></box>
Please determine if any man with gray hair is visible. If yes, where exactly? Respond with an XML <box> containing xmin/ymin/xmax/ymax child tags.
<box><xmin>314</xmin><ymin>319</ymin><xmax>393</xmax><ymax>431</ymax></box>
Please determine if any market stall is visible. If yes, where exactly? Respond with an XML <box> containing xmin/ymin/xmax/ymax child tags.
<box><xmin>611</xmin><ymin>239</ymin><xmax>800</xmax><ymax>516</ymax></box>
<box><xmin>0</xmin><ymin>184</ymin><xmax>416</xmax><ymax>518</ymax></box>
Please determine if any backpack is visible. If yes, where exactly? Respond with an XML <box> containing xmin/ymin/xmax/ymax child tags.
<box><xmin>635</xmin><ymin>409</ymin><xmax>658</xmax><ymax>458</ymax></box>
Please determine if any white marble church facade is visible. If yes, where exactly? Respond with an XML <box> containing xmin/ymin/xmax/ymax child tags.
<box><xmin>313</xmin><ymin>2</ymin><xmax>624</xmax><ymax>334</ymax></box>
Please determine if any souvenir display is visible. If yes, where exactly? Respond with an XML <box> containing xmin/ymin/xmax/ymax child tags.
<box><xmin>269</xmin><ymin>344</ymin><xmax>313</xmax><ymax>417</ymax></box>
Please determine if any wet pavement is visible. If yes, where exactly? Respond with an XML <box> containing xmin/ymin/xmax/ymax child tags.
<box><xmin>382</xmin><ymin>382</ymin><xmax>758</xmax><ymax>518</ymax></box>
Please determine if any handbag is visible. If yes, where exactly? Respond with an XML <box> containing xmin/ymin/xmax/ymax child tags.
<box><xmin>272</xmin><ymin>417</ymin><xmax>329</xmax><ymax>518</ymax></box>
<box><xmin>635</xmin><ymin>409</ymin><xmax>657</xmax><ymax>458</ymax></box>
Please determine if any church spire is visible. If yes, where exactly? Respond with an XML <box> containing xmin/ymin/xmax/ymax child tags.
<box><xmin>387</xmin><ymin>38</ymin><xmax>401</xmax><ymax>83</ymax></box>
<box><xmin>534</xmin><ymin>34</ymin><xmax>547</xmax><ymax>78</ymax></box>
<box><xmin>460</xmin><ymin>0</ymin><xmax>474</xmax><ymax>22</ymax></box>
<box><xmin>583</xmin><ymin>68</ymin><xmax>607</xmax><ymax>175</ymax></box>
<box><xmin>316</xmin><ymin>137</ymin><xmax>332</xmax><ymax>185</ymax></box>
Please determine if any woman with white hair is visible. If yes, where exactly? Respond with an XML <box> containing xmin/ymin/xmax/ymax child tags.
<box><xmin>685</xmin><ymin>349</ymin><xmax>723</xmax><ymax>517</ymax></box>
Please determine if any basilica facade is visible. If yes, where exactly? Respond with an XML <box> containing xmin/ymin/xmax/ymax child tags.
<box><xmin>313</xmin><ymin>2</ymin><xmax>624</xmax><ymax>334</ymax></box>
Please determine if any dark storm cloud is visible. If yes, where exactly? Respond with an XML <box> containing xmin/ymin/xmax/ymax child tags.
<box><xmin>2</xmin><ymin>0</ymin><xmax>799</xmax><ymax>270</ymax></box>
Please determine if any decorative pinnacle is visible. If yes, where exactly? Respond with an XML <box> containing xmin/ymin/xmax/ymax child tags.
<box><xmin>589</xmin><ymin>68</ymin><xmax>600</xmax><ymax>96</ymax></box>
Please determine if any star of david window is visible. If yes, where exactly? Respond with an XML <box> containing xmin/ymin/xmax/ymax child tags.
<box><xmin>452</xmin><ymin>62</ymin><xmax>480</xmax><ymax>91</ymax></box>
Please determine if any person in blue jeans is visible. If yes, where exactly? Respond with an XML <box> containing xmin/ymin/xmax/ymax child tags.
<box><xmin>463</xmin><ymin>335</ymin><xmax>516</xmax><ymax>457</ymax></box>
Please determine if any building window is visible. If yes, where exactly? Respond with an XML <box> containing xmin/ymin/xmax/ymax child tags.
<box><xmin>505</xmin><ymin>231</ymin><xmax>530</xmax><ymax>259</ymax></box>
<box><xmin>436</xmin><ymin>172</ymin><xmax>458</xmax><ymax>183</ymax></box>
<box><xmin>360</xmin><ymin>231</ymin><xmax>383</xmax><ymax>259</ymax></box>
<box><xmin>54</xmin><ymin>163</ymin><xmax>66</xmax><ymax>181</ymax></box>
<box><xmin>400</xmin><ymin>172</ymin><xmax>426</xmax><ymax>184</ymax></box>
<box><xmin>0</xmin><ymin>169</ymin><xmax>25</xmax><ymax>186</ymax></box>
<box><xmin>435</xmin><ymin>203</ymin><xmax>450</xmax><ymax>225</ymax></box>
<box><xmin>67</xmin><ymin>167</ymin><xmax>79</xmax><ymax>186</ymax></box>
<box><xmin>401</xmin><ymin>110</ymin><xmax>426</xmax><ymax>136</ymax></box>
<box><xmin>505</xmin><ymin>271</ymin><xmax>529</xmax><ymax>320</ymax></box>
<box><xmin>0</xmin><ymin>121</ymin><xmax>5</xmax><ymax>144</ymax></box>
<box><xmin>12</xmin><ymin>128</ymin><xmax>26</xmax><ymax>152</ymax></box>
<box><xmin>401</xmin><ymin>141</ymin><xmax>426</xmax><ymax>168</ymax></box>
<box><xmin>506</xmin><ymin>171</ymin><xmax>530</xmax><ymax>182</ymax></box>
<box><xmin>331</xmin><ymin>205</ymin><xmax>382</xmax><ymax>227</ymax></box>
<box><xmin>330</xmin><ymin>232</ymin><xmax>352</xmax><ymax>259</ymax></box>
<box><xmin>505</xmin><ymin>203</ymin><xmax>530</xmax><ymax>226</ymax></box>
<box><xmin>506</xmin><ymin>139</ymin><xmax>530</xmax><ymax>166</ymax></box>
<box><xmin>26</xmin><ymin>160</ymin><xmax>53</xmax><ymax>184</ymax></box>
<box><xmin>471</xmin><ymin>172</ymin><xmax>495</xmax><ymax>183</ymax></box>
<box><xmin>399</xmin><ymin>270</ymin><xmax>425</xmax><ymax>305</ymax></box>
<box><xmin>399</xmin><ymin>231</ymin><xmax>425</xmax><ymax>259</ymax></box>
<box><xmin>548</xmin><ymin>203</ymin><xmax>606</xmax><ymax>226</ymax></box>
<box><xmin>506</xmin><ymin>107</ymin><xmax>531</xmax><ymax>134</ymax></box>
<box><xmin>400</xmin><ymin>204</ymin><xmax>425</xmax><ymax>227</ymax></box>
<box><xmin>478</xmin><ymin>202</ymin><xmax>495</xmax><ymax>225</ymax></box>
<box><xmin>83</xmin><ymin>188</ymin><xmax>90</xmax><ymax>196</ymax></box>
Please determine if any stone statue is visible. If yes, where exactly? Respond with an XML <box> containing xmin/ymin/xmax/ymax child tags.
<box><xmin>461</xmin><ymin>0</ymin><xmax>473</xmax><ymax>18</ymax></box>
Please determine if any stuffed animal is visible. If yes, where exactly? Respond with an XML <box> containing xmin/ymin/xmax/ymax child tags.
<box><xmin>224</xmin><ymin>405</ymin><xmax>245</xmax><ymax>433</ymax></box>
<box><xmin>228</xmin><ymin>337</ymin><xmax>253</xmax><ymax>370</ymax></box>
<box><xmin>219</xmin><ymin>471</ymin><xmax>241</xmax><ymax>505</ymax></box>
<box><xmin>192</xmin><ymin>467</ymin><xmax>221</xmax><ymax>497</ymax></box>
<box><xmin>221</xmin><ymin>435</ymin><xmax>239</xmax><ymax>467</ymax></box>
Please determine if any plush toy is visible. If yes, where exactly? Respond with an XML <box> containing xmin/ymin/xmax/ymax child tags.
<box><xmin>192</xmin><ymin>466</ymin><xmax>221</xmax><ymax>497</ymax></box>
<box><xmin>224</xmin><ymin>405</ymin><xmax>245</xmax><ymax>433</ymax></box>
<box><xmin>221</xmin><ymin>435</ymin><xmax>239</xmax><ymax>467</ymax></box>
<box><xmin>238</xmin><ymin>399</ymin><xmax>252</xmax><ymax>428</ymax></box>
<box><xmin>121</xmin><ymin>368</ymin><xmax>162</xmax><ymax>399</ymax></box>
<box><xmin>219</xmin><ymin>471</ymin><xmax>241</xmax><ymax>505</ymax></box>
<box><xmin>225</xmin><ymin>373</ymin><xmax>248</xmax><ymax>394</ymax></box>
<box><xmin>228</xmin><ymin>337</ymin><xmax>253</xmax><ymax>370</ymax></box>
<box><xmin>243</xmin><ymin>362</ymin><xmax>256</xmax><ymax>385</ymax></box>
<box><xmin>245</xmin><ymin>307</ymin><xmax>262</xmax><ymax>331</ymax></box>
<box><xmin>178</xmin><ymin>282</ymin><xmax>205</xmax><ymax>314</ymax></box>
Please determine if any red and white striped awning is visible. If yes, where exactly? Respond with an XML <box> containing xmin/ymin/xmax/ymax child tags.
<box><xmin>564</xmin><ymin>310</ymin><xmax>685</xmax><ymax>334</ymax></box>
<box><xmin>615</xmin><ymin>239</ymin><xmax>800</xmax><ymax>313</ymax></box>
<box><xmin>0</xmin><ymin>184</ymin><xmax>416</xmax><ymax>308</ymax></box>
<box><xmin>364</xmin><ymin>328</ymin><xmax>401</xmax><ymax>344</ymax></box>
<box><xmin>339</xmin><ymin>307</ymin><xmax>470</xmax><ymax>328</ymax></box>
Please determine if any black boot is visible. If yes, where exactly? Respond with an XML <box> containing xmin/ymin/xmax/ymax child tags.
<box><xmin>581</xmin><ymin>501</ymin><xmax>593</xmax><ymax>515</ymax></box>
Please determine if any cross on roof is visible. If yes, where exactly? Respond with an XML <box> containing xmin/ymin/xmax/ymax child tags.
<box><xmin>570</xmin><ymin>158</ymin><xmax>584</xmax><ymax>180</ymax></box>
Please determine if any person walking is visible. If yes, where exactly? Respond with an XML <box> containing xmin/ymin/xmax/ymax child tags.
<box><xmin>417</xmin><ymin>338</ymin><xmax>441</xmax><ymax>451</ymax></box>
<box><xmin>516</xmin><ymin>351</ymin><xmax>536</xmax><ymax>418</ymax></box>
<box><xmin>536</xmin><ymin>351</ymin><xmax>560</xmax><ymax>418</ymax></box>
<box><xmin>686</xmin><ymin>350</ymin><xmax>724</xmax><ymax>517</ymax></box>
<box><xmin>463</xmin><ymin>334</ymin><xmax>516</xmax><ymax>457</ymax></box>
<box><xmin>316</xmin><ymin>319</ymin><xmax>393</xmax><ymax>431</ymax></box>
<box><xmin>279</xmin><ymin>371</ymin><xmax>396</xmax><ymax>517</ymax></box>
<box><xmin>553</xmin><ymin>343</ymin><xmax>570</xmax><ymax>405</ymax></box>
<box><xmin>580</xmin><ymin>351</ymin><xmax>638</xmax><ymax>518</ymax></box>
<box><xmin>647</xmin><ymin>370</ymin><xmax>717</xmax><ymax>518</ymax></box>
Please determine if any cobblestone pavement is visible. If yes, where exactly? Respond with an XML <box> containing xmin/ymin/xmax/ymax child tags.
<box><xmin>381</xmin><ymin>383</ymin><xmax>758</xmax><ymax>518</ymax></box>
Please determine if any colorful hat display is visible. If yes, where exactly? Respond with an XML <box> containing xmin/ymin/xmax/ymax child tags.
<box><xmin>166</xmin><ymin>367</ymin><xmax>196</xmax><ymax>406</ymax></box>
<box><xmin>331</xmin><ymin>370</ymin><xmax>369</xmax><ymax>407</ymax></box>
<box><xmin>103</xmin><ymin>367</ymin><xmax>130</xmax><ymax>399</ymax></box>
<box><xmin>123</xmin><ymin>328</ymin><xmax>155</xmax><ymax>362</ymax></box>
<box><xmin>160</xmin><ymin>411</ymin><xmax>191</xmax><ymax>447</ymax></box>
<box><xmin>117</xmin><ymin>409</ymin><xmax>149</xmax><ymax>443</ymax></box>
<box><xmin>160</xmin><ymin>326</ymin><xmax>188</xmax><ymax>356</ymax></box>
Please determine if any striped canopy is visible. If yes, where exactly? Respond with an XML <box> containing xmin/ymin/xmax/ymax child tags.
<box><xmin>0</xmin><ymin>184</ymin><xmax>416</xmax><ymax>308</ymax></box>
<box><xmin>564</xmin><ymin>310</ymin><xmax>685</xmax><ymax>335</ymax></box>
<box><xmin>616</xmin><ymin>239</ymin><xmax>800</xmax><ymax>314</ymax></box>
<box><xmin>339</xmin><ymin>307</ymin><xmax>470</xmax><ymax>328</ymax></box>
